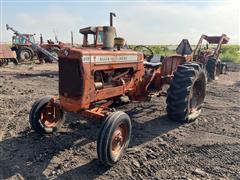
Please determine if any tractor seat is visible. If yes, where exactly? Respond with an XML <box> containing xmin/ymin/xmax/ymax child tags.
<box><xmin>149</xmin><ymin>55</ymin><xmax>164</xmax><ymax>63</ymax></box>
<box><xmin>144</xmin><ymin>61</ymin><xmax>162</xmax><ymax>68</ymax></box>
<box><xmin>144</xmin><ymin>55</ymin><xmax>163</xmax><ymax>68</ymax></box>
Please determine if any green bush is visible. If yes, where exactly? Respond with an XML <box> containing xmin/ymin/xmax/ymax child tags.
<box><xmin>130</xmin><ymin>44</ymin><xmax>240</xmax><ymax>64</ymax></box>
<box><xmin>129</xmin><ymin>45</ymin><xmax>175</xmax><ymax>56</ymax></box>
<box><xmin>220</xmin><ymin>45</ymin><xmax>240</xmax><ymax>63</ymax></box>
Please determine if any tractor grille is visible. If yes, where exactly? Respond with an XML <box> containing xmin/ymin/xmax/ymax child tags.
<box><xmin>59</xmin><ymin>59</ymin><xmax>83</xmax><ymax>98</ymax></box>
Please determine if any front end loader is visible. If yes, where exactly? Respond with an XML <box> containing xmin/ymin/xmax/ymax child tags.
<box><xmin>193</xmin><ymin>34</ymin><xmax>229</xmax><ymax>80</ymax></box>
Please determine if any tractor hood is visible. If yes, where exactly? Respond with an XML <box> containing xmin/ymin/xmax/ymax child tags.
<box><xmin>59</xmin><ymin>47</ymin><xmax>143</xmax><ymax>63</ymax></box>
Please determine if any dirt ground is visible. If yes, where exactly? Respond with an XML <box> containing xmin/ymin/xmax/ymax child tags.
<box><xmin>0</xmin><ymin>63</ymin><xmax>239</xmax><ymax>180</ymax></box>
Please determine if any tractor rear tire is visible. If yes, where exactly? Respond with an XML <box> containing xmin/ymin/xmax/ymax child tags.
<box><xmin>97</xmin><ymin>111</ymin><xmax>132</xmax><ymax>166</ymax></box>
<box><xmin>166</xmin><ymin>63</ymin><xmax>206</xmax><ymax>123</ymax></box>
<box><xmin>29</xmin><ymin>96</ymin><xmax>64</xmax><ymax>135</ymax></box>
<box><xmin>17</xmin><ymin>47</ymin><xmax>34</xmax><ymax>62</ymax></box>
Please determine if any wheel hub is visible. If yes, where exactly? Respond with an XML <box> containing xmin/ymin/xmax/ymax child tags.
<box><xmin>190</xmin><ymin>77</ymin><xmax>205</xmax><ymax>113</ymax></box>
<box><xmin>20</xmin><ymin>50</ymin><xmax>31</xmax><ymax>61</ymax></box>
<box><xmin>40</xmin><ymin>105</ymin><xmax>61</xmax><ymax>128</ymax></box>
<box><xmin>112</xmin><ymin>125</ymin><xmax>127</xmax><ymax>157</ymax></box>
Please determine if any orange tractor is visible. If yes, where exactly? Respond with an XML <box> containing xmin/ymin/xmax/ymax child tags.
<box><xmin>193</xmin><ymin>34</ymin><xmax>229</xmax><ymax>80</ymax></box>
<box><xmin>29</xmin><ymin>13</ymin><xmax>207</xmax><ymax>166</ymax></box>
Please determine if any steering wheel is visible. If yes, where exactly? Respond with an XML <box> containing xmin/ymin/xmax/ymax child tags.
<box><xmin>134</xmin><ymin>45</ymin><xmax>154</xmax><ymax>62</ymax></box>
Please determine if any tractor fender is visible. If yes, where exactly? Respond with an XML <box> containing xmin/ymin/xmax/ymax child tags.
<box><xmin>161</xmin><ymin>55</ymin><xmax>186</xmax><ymax>78</ymax></box>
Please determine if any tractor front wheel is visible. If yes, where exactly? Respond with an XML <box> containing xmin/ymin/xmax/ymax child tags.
<box><xmin>97</xmin><ymin>111</ymin><xmax>132</xmax><ymax>166</ymax></box>
<box><xmin>220</xmin><ymin>63</ymin><xmax>228</xmax><ymax>74</ymax></box>
<box><xmin>206</xmin><ymin>58</ymin><xmax>221</xmax><ymax>80</ymax></box>
<box><xmin>166</xmin><ymin>63</ymin><xmax>206</xmax><ymax>122</ymax></box>
<box><xmin>29</xmin><ymin>96</ymin><xmax>64</xmax><ymax>135</ymax></box>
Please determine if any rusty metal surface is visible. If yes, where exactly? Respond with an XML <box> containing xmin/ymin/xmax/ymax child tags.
<box><xmin>0</xmin><ymin>44</ymin><xmax>16</xmax><ymax>59</ymax></box>
<box><xmin>25</xmin><ymin>12</ymin><xmax>210</xmax><ymax>167</ymax></box>
<box><xmin>50</xmin><ymin>14</ymin><xmax>193</xmax><ymax>119</ymax></box>
<box><xmin>81</xmin><ymin>26</ymin><xmax>104</xmax><ymax>48</ymax></box>
<box><xmin>193</xmin><ymin>34</ymin><xmax>230</xmax><ymax>63</ymax></box>
<box><xmin>204</xmin><ymin>34</ymin><xmax>229</xmax><ymax>44</ymax></box>
<box><xmin>151</xmin><ymin>55</ymin><xmax>186</xmax><ymax>90</ymax></box>
<box><xmin>80</xmin><ymin>26</ymin><xmax>103</xmax><ymax>34</ymax></box>
<box><xmin>58</xmin><ymin>47</ymin><xmax>144</xmax><ymax>113</ymax></box>
<box><xmin>58</xmin><ymin>42</ymin><xmax>188</xmax><ymax>118</ymax></box>
<box><xmin>102</xmin><ymin>26</ymin><xmax>116</xmax><ymax>50</ymax></box>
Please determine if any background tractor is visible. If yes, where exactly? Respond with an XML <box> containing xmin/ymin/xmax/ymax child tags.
<box><xmin>6</xmin><ymin>24</ymin><xmax>59</xmax><ymax>63</ymax></box>
<box><xmin>10</xmin><ymin>33</ymin><xmax>36</xmax><ymax>62</ymax></box>
<box><xmin>28</xmin><ymin>13</ymin><xmax>207</xmax><ymax>166</ymax></box>
<box><xmin>7</xmin><ymin>27</ymin><xmax>67</xmax><ymax>63</ymax></box>
<box><xmin>193</xmin><ymin>34</ymin><xmax>229</xmax><ymax>80</ymax></box>
<box><xmin>38</xmin><ymin>34</ymin><xmax>66</xmax><ymax>63</ymax></box>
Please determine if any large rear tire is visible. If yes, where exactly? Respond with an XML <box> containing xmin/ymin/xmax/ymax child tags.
<box><xmin>166</xmin><ymin>63</ymin><xmax>206</xmax><ymax>122</ymax></box>
<box><xmin>17</xmin><ymin>47</ymin><xmax>34</xmax><ymax>62</ymax></box>
<box><xmin>97</xmin><ymin>111</ymin><xmax>132</xmax><ymax>166</ymax></box>
<box><xmin>29</xmin><ymin>96</ymin><xmax>64</xmax><ymax>135</ymax></box>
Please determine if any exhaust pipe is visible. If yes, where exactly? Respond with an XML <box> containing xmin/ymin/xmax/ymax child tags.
<box><xmin>40</xmin><ymin>34</ymin><xmax>43</xmax><ymax>44</ymax></box>
<box><xmin>71</xmin><ymin>31</ymin><xmax>73</xmax><ymax>46</ymax></box>
<box><xmin>110</xmin><ymin>12</ymin><xmax>116</xmax><ymax>26</ymax></box>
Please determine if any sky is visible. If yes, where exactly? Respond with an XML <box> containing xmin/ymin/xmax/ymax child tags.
<box><xmin>0</xmin><ymin>0</ymin><xmax>239</xmax><ymax>45</ymax></box>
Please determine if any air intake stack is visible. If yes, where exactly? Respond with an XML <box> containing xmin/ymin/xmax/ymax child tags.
<box><xmin>102</xmin><ymin>26</ymin><xmax>116</xmax><ymax>50</ymax></box>
<box><xmin>102</xmin><ymin>12</ymin><xmax>117</xmax><ymax>50</ymax></box>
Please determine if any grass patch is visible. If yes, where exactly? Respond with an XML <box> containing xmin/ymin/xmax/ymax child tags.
<box><xmin>130</xmin><ymin>44</ymin><xmax>240</xmax><ymax>64</ymax></box>
<box><xmin>129</xmin><ymin>45</ymin><xmax>175</xmax><ymax>56</ymax></box>
<box><xmin>220</xmin><ymin>45</ymin><xmax>240</xmax><ymax>63</ymax></box>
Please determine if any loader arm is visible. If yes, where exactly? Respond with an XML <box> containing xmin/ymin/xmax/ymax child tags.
<box><xmin>213</xmin><ymin>34</ymin><xmax>230</xmax><ymax>59</ymax></box>
<box><xmin>193</xmin><ymin>34</ymin><xmax>207</xmax><ymax>57</ymax></box>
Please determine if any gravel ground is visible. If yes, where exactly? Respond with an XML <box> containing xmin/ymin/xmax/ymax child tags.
<box><xmin>0</xmin><ymin>64</ymin><xmax>239</xmax><ymax>180</ymax></box>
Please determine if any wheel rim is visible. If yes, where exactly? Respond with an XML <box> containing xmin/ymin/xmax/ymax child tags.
<box><xmin>40</xmin><ymin>105</ymin><xmax>61</xmax><ymax>128</ymax></box>
<box><xmin>111</xmin><ymin>123</ymin><xmax>128</xmax><ymax>158</ymax></box>
<box><xmin>20</xmin><ymin>50</ymin><xmax>32</xmax><ymax>61</ymax></box>
<box><xmin>190</xmin><ymin>76</ymin><xmax>205</xmax><ymax>113</ymax></box>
